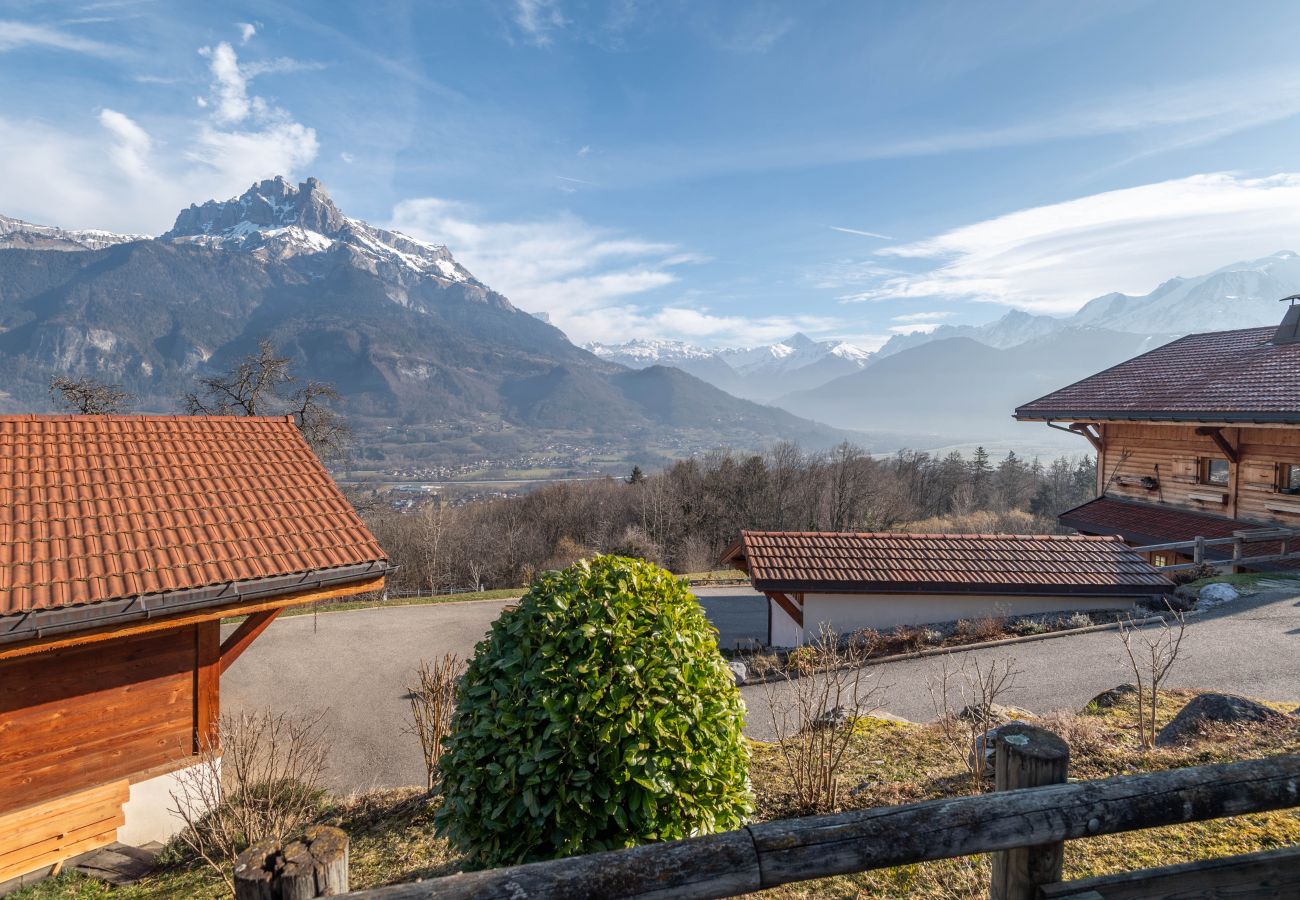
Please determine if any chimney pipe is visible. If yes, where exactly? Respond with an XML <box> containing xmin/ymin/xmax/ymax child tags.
<box><xmin>1273</xmin><ymin>295</ymin><xmax>1300</xmax><ymax>345</ymax></box>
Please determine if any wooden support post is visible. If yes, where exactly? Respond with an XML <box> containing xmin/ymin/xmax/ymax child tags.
<box><xmin>990</xmin><ymin>722</ymin><xmax>1070</xmax><ymax>900</ymax></box>
<box><xmin>220</xmin><ymin>607</ymin><xmax>283</xmax><ymax>674</ymax></box>
<box><xmin>1194</xmin><ymin>535</ymin><xmax>1206</xmax><ymax>565</ymax></box>
<box><xmin>234</xmin><ymin>825</ymin><xmax>348</xmax><ymax>899</ymax></box>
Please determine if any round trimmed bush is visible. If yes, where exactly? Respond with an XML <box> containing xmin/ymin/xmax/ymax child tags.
<box><xmin>434</xmin><ymin>555</ymin><xmax>752</xmax><ymax>868</ymax></box>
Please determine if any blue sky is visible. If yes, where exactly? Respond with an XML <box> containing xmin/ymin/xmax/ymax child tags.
<box><xmin>7</xmin><ymin>1</ymin><xmax>1300</xmax><ymax>348</ymax></box>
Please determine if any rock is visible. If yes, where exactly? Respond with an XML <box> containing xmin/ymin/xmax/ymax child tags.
<box><xmin>727</xmin><ymin>660</ymin><xmax>748</xmax><ymax>686</ymax></box>
<box><xmin>806</xmin><ymin>705</ymin><xmax>852</xmax><ymax>730</ymax></box>
<box><xmin>1197</xmin><ymin>582</ymin><xmax>1240</xmax><ymax>606</ymax></box>
<box><xmin>969</xmin><ymin>726</ymin><xmax>1004</xmax><ymax>773</ymax></box>
<box><xmin>1087</xmin><ymin>683</ymin><xmax>1139</xmax><ymax>710</ymax></box>
<box><xmin>1156</xmin><ymin>693</ymin><xmax>1288</xmax><ymax>747</ymax></box>
<box><xmin>956</xmin><ymin>703</ymin><xmax>1031</xmax><ymax>725</ymax></box>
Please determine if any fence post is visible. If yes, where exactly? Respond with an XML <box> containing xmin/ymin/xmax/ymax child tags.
<box><xmin>234</xmin><ymin>825</ymin><xmax>349</xmax><ymax>899</ymax></box>
<box><xmin>1194</xmin><ymin>536</ymin><xmax>1206</xmax><ymax>565</ymax></box>
<box><xmin>989</xmin><ymin>722</ymin><xmax>1070</xmax><ymax>900</ymax></box>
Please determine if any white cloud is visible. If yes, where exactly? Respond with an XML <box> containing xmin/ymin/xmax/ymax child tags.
<box><xmin>0</xmin><ymin>20</ymin><xmax>122</xmax><ymax>57</ymax></box>
<box><xmin>389</xmin><ymin>198</ymin><xmax>833</xmax><ymax>345</ymax></box>
<box><xmin>891</xmin><ymin>311</ymin><xmax>952</xmax><ymax>323</ymax></box>
<box><xmin>340</xmin><ymin>151</ymin><xmax>354</xmax><ymax>163</ymax></box>
<box><xmin>853</xmin><ymin>173</ymin><xmax>1300</xmax><ymax>314</ymax></box>
<box><xmin>199</xmin><ymin>42</ymin><xmax>251</xmax><ymax>124</ymax></box>
<box><xmin>0</xmin><ymin>35</ymin><xmax>318</xmax><ymax>233</ymax></box>
<box><xmin>889</xmin><ymin>322</ymin><xmax>943</xmax><ymax>335</ymax></box>
<box><xmin>513</xmin><ymin>0</ymin><xmax>565</xmax><ymax>46</ymax></box>
<box><xmin>577</xmin><ymin>144</ymin><xmax>591</xmax><ymax>156</ymax></box>
<box><xmin>99</xmin><ymin>108</ymin><xmax>151</xmax><ymax>179</ymax></box>
<box><xmin>236</xmin><ymin>22</ymin><xmax>256</xmax><ymax>45</ymax></box>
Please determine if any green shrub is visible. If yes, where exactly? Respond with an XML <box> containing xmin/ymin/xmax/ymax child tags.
<box><xmin>434</xmin><ymin>555</ymin><xmax>753</xmax><ymax>868</ymax></box>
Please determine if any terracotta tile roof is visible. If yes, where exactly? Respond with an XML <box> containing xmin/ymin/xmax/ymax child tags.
<box><xmin>0</xmin><ymin>414</ymin><xmax>386</xmax><ymax>616</ymax></box>
<box><xmin>1015</xmin><ymin>326</ymin><xmax>1300</xmax><ymax>423</ymax></box>
<box><xmin>722</xmin><ymin>530</ymin><xmax>1172</xmax><ymax>595</ymax></box>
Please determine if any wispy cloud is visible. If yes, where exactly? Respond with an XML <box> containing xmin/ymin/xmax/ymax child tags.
<box><xmin>513</xmin><ymin>0</ymin><xmax>565</xmax><ymax>46</ymax></box>
<box><xmin>720</xmin><ymin>11</ymin><xmax>794</xmax><ymax>54</ymax></box>
<box><xmin>236</xmin><ymin>22</ymin><xmax>256</xmax><ymax>45</ymax></box>
<box><xmin>389</xmin><ymin>197</ymin><xmax>825</xmax><ymax>345</ymax></box>
<box><xmin>851</xmin><ymin>172</ymin><xmax>1300</xmax><ymax>314</ymax></box>
<box><xmin>829</xmin><ymin>225</ymin><xmax>893</xmax><ymax>240</ymax></box>
<box><xmin>0</xmin><ymin>31</ymin><xmax>318</xmax><ymax>233</ymax></box>
<box><xmin>889</xmin><ymin>322</ymin><xmax>943</xmax><ymax>335</ymax></box>
<box><xmin>892</xmin><ymin>311</ymin><xmax>952</xmax><ymax>323</ymax></box>
<box><xmin>0</xmin><ymin>20</ymin><xmax>123</xmax><ymax>57</ymax></box>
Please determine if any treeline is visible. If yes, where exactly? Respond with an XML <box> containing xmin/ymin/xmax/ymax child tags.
<box><xmin>365</xmin><ymin>442</ymin><xmax>1097</xmax><ymax>594</ymax></box>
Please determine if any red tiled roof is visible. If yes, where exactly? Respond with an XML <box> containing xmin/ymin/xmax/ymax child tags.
<box><xmin>1015</xmin><ymin>327</ymin><xmax>1300</xmax><ymax>423</ymax></box>
<box><xmin>0</xmin><ymin>414</ymin><xmax>386</xmax><ymax>616</ymax></box>
<box><xmin>722</xmin><ymin>530</ymin><xmax>1172</xmax><ymax>595</ymax></box>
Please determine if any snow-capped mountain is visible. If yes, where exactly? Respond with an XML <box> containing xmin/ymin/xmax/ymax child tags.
<box><xmin>587</xmin><ymin>332</ymin><xmax>872</xmax><ymax>400</ymax></box>
<box><xmin>0</xmin><ymin>213</ymin><xmax>144</xmax><ymax>252</ymax></box>
<box><xmin>0</xmin><ymin>176</ymin><xmax>853</xmax><ymax>461</ymax></box>
<box><xmin>875</xmin><ymin>251</ymin><xmax>1300</xmax><ymax>360</ymax></box>
<box><xmin>163</xmin><ymin>176</ymin><xmax>475</xmax><ymax>286</ymax></box>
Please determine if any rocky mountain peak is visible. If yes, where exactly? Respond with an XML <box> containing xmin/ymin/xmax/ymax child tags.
<box><xmin>165</xmin><ymin>175</ymin><xmax>347</xmax><ymax>239</ymax></box>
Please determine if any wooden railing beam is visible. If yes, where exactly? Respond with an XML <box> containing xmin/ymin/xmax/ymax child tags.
<box><xmin>340</xmin><ymin>754</ymin><xmax>1300</xmax><ymax>899</ymax></box>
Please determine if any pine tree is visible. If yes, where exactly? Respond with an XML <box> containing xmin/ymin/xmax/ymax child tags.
<box><xmin>627</xmin><ymin>465</ymin><xmax>646</xmax><ymax>485</ymax></box>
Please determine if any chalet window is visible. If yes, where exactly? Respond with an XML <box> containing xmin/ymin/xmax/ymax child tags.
<box><xmin>1199</xmin><ymin>458</ymin><xmax>1229</xmax><ymax>485</ymax></box>
<box><xmin>1150</xmin><ymin>552</ymin><xmax>1170</xmax><ymax>568</ymax></box>
<box><xmin>1279</xmin><ymin>463</ymin><xmax>1300</xmax><ymax>495</ymax></box>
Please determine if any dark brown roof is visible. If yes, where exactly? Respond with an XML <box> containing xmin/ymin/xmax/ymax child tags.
<box><xmin>1058</xmin><ymin>496</ymin><xmax>1248</xmax><ymax>547</ymax></box>
<box><xmin>721</xmin><ymin>530</ymin><xmax>1172</xmax><ymax>596</ymax></box>
<box><xmin>0</xmin><ymin>414</ymin><xmax>387</xmax><ymax>617</ymax></box>
<box><xmin>1015</xmin><ymin>326</ymin><xmax>1300</xmax><ymax>423</ymax></box>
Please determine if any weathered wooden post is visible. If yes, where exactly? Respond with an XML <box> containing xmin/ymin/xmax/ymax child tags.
<box><xmin>234</xmin><ymin>825</ymin><xmax>349</xmax><ymax>899</ymax></box>
<box><xmin>989</xmin><ymin>722</ymin><xmax>1070</xmax><ymax>900</ymax></box>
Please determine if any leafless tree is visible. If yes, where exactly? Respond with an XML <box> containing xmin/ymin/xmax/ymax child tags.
<box><xmin>927</xmin><ymin>655</ymin><xmax>1021</xmax><ymax>786</ymax></box>
<box><xmin>405</xmin><ymin>653</ymin><xmax>463</xmax><ymax>792</ymax></box>
<box><xmin>49</xmin><ymin>375</ymin><xmax>134</xmax><ymax>414</ymax></box>
<box><xmin>754</xmin><ymin>624</ymin><xmax>886</xmax><ymax>813</ymax></box>
<box><xmin>1117</xmin><ymin>603</ymin><xmax>1187</xmax><ymax>749</ymax></box>
<box><xmin>168</xmin><ymin>711</ymin><xmax>330</xmax><ymax>893</ymax></box>
<box><xmin>184</xmin><ymin>339</ymin><xmax>350</xmax><ymax>457</ymax></box>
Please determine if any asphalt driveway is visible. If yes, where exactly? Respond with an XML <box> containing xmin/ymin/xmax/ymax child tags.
<box><xmin>223</xmin><ymin>586</ymin><xmax>1300</xmax><ymax>793</ymax></box>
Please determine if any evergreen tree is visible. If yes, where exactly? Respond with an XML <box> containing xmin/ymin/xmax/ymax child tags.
<box><xmin>627</xmin><ymin>465</ymin><xmax>646</xmax><ymax>485</ymax></box>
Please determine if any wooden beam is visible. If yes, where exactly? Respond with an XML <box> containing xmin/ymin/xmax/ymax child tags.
<box><xmin>1195</xmin><ymin>426</ymin><xmax>1240</xmax><ymax>463</ymax></box>
<box><xmin>195</xmin><ymin>621</ymin><xmax>220</xmax><ymax>752</ymax></box>
<box><xmin>1068</xmin><ymin>422</ymin><xmax>1102</xmax><ymax>452</ymax></box>
<box><xmin>219</xmin><ymin>608</ymin><xmax>282</xmax><ymax>675</ymax></box>
<box><xmin>0</xmin><ymin>575</ymin><xmax>384</xmax><ymax>662</ymax></box>
<box><xmin>1040</xmin><ymin>845</ymin><xmax>1300</xmax><ymax>899</ymax></box>
<box><xmin>765</xmin><ymin>591</ymin><xmax>803</xmax><ymax>627</ymax></box>
<box><xmin>348</xmin><ymin>754</ymin><xmax>1300</xmax><ymax>899</ymax></box>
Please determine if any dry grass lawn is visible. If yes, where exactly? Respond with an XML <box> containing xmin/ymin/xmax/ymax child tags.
<box><xmin>15</xmin><ymin>689</ymin><xmax>1299</xmax><ymax>899</ymax></box>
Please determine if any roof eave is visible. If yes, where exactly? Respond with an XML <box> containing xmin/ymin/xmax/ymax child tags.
<box><xmin>750</xmin><ymin>579</ymin><xmax>1172</xmax><ymax>597</ymax></box>
<box><xmin>1016</xmin><ymin>409</ymin><xmax>1300</xmax><ymax>425</ymax></box>
<box><xmin>0</xmin><ymin>560</ymin><xmax>391</xmax><ymax>647</ymax></box>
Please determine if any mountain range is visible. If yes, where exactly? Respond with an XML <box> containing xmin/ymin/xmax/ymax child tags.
<box><xmin>0</xmin><ymin>177</ymin><xmax>856</xmax><ymax>469</ymax></box>
<box><xmin>586</xmin><ymin>333</ymin><xmax>871</xmax><ymax>400</ymax></box>
<box><xmin>770</xmin><ymin>251</ymin><xmax>1300</xmax><ymax>447</ymax></box>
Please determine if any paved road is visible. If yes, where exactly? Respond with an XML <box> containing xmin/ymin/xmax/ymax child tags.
<box><xmin>223</xmin><ymin>587</ymin><xmax>1300</xmax><ymax>792</ymax></box>
<box><xmin>222</xmin><ymin>587</ymin><xmax>767</xmax><ymax>793</ymax></box>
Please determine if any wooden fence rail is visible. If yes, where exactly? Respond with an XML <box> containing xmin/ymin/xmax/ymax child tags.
<box><xmin>336</xmin><ymin>750</ymin><xmax>1300</xmax><ymax>900</ymax></box>
<box><xmin>1134</xmin><ymin>527</ymin><xmax>1300</xmax><ymax>571</ymax></box>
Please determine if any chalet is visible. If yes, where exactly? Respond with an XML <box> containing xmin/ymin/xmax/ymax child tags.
<box><xmin>1016</xmin><ymin>300</ymin><xmax>1300</xmax><ymax>567</ymax></box>
<box><xmin>721</xmin><ymin>530</ymin><xmax>1171</xmax><ymax>647</ymax></box>
<box><xmin>0</xmin><ymin>415</ymin><xmax>387</xmax><ymax>889</ymax></box>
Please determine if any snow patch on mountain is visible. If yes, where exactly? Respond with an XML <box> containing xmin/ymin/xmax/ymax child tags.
<box><xmin>0</xmin><ymin>214</ymin><xmax>144</xmax><ymax>251</ymax></box>
<box><xmin>162</xmin><ymin>176</ymin><xmax>476</xmax><ymax>284</ymax></box>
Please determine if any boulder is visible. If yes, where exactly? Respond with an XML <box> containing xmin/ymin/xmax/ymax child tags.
<box><xmin>969</xmin><ymin>726</ymin><xmax>1003</xmax><ymax>773</ymax></box>
<box><xmin>1087</xmin><ymin>683</ymin><xmax>1139</xmax><ymax>710</ymax></box>
<box><xmin>727</xmin><ymin>660</ymin><xmax>748</xmax><ymax>686</ymax></box>
<box><xmin>1197</xmin><ymin>582</ymin><xmax>1240</xmax><ymax>607</ymax></box>
<box><xmin>956</xmin><ymin>703</ymin><xmax>1031</xmax><ymax>726</ymax></box>
<box><xmin>1155</xmin><ymin>693</ymin><xmax>1288</xmax><ymax>747</ymax></box>
<box><xmin>807</xmin><ymin>705</ymin><xmax>852</xmax><ymax>730</ymax></box>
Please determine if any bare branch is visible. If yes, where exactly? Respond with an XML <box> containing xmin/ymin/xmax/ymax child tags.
<box><xmin>49</xmin><ymin>375</ymin><xmax>134</xmax><ymax>415</ymax></box>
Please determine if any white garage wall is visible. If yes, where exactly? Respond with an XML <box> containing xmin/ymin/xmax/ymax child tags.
<box><xmin>768</xmin><ymin>592</ymin><xmax>1142</xmax><ymax>647</ymax></box>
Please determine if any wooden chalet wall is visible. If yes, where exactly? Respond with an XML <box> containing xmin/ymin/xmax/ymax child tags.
<box><xmin>0</xmin><ymin>622</ymin><xmax>218</xmax><ymax>815</ymax></box>
<box><xmin>1098</xmin><ymin>423</ymin><xmax>1300</xmax><ymax>524</ymax></box>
